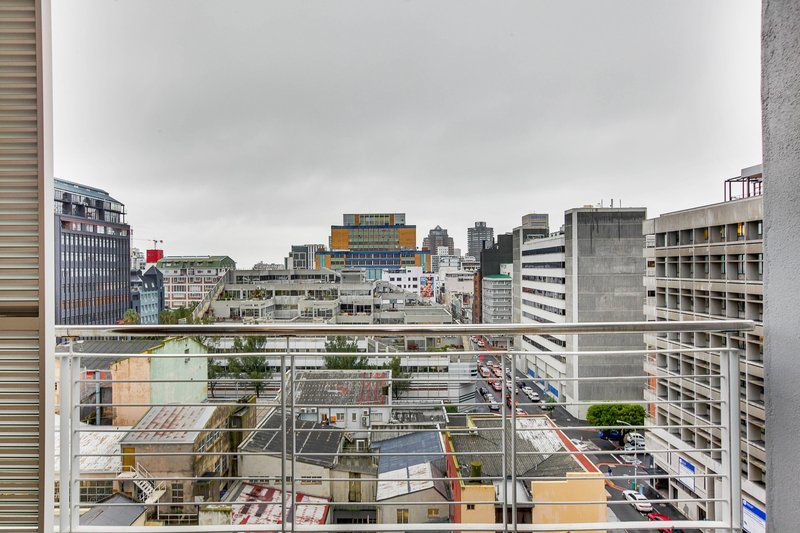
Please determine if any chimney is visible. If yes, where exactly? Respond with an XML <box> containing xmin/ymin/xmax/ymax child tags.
<box><xmin>470</xmin><ymin>460</ymin><xmax>482</xmax><ymax>480</ymax></box>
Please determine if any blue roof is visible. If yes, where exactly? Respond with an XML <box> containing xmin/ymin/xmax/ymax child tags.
<box><xmin>373</xmin><ymin>431</ymin><xmax>444</xmax><ymax>474</ymax></box>
<box><xmin>54</xmin><ymin>178</ymin><xmax>123</xmax><ymax>205</ymax></box>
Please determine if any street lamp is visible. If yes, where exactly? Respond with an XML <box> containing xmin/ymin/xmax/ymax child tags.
<box><xmin>616</xmin><ymin>419</ymin><xmax>640</xmax><ymax>492</ymax></box>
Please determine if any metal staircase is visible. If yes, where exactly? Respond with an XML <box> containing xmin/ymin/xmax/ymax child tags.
<box><xmin>117</xmin><ymin>463</ymin><xmax>167</xmax><ymax>504</ymax></box>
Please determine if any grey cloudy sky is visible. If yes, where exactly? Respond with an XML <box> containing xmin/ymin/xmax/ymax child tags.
<box><xmin>53</xmin><ymin>1</ymin><xmax>762</xmax><ymax>268</ymax></box>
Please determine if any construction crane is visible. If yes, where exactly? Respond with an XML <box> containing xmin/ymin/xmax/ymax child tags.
<box><xmin>132</xmin><ymin>237</ymin><xmax>164</xmax><ymax>250</ymax></box>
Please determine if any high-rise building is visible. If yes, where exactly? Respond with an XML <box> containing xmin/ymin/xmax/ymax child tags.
<box><xmin>481</xmin><ymin>274</ymin><xmax>512</xmax><ymax>324</ymax></box>
<box><xmin>316</xmin><ymin>213</ymin><xmax>430</xmax><ymax>279</ymax></box>
<box><xmin>157</xmin><ymin>255</ymin><xmax>236</xmax><ymax>309</ymax></box>
<box><xmin>131</xmin><ymin>265</ymin><xmax>165</xmax><ymax>324</ymax></box>
<box><xmin>519</xmin><ymin>207</ymin><xmax>646</xmax><ymax>418</ymax></box>
<box><xmin>512</xmin><ymin>214</ymin><xmax>550</xmax><ymax>331</ymax></box>
<box><xmin>643</xmin><ymin>165</ymin><xmax>765</xmax><ymax>522</ymax></box>
<box><xmin>285</xmin><ymin>244</ymin><xmax>325</xmax><ymax>270</ymax></box>
<box><xmin>423</xmin><ymin>225</ymin><xmax>455</xmax><ymax>255</ymax></box>
<box><xmin>54</xmin><ymin>179</ymin><xmax>131</xmax><ymax>325</ymax></box>
<box><xmin>467</xmin><ymin>221</ymin><xmax>494</xmax><ymax>258</ymax></box>
<box><xmin>472</xmin><ymin>233</ymin><xmax>513</xmax><ymax>324</ymax></box>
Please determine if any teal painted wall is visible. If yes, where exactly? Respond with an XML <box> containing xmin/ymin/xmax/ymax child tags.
<box><xmin>150</xmin><ymin>338</ymin><xmax>208</xmax><ymax>406</ymax></box>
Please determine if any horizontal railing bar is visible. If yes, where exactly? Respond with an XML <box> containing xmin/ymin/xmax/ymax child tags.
<box><xmin>69</xmin><ymin>521</ymin><xmax>733</xmax><ymax>532</ymax></box>
<box><xmin>55</xmin><ymin>346</ymin><xmax>739</xmax><ymax>359</ymax></box>
<box><xmin>77</xmin><ymin>472</ymin><xmax>724</xmax><ymax>483</ymax></box>
<box><xmin>79</xmin><ymin>447</ymin><xmax>723</xmax><ymax>457</ymax></box>
<box><xmin>54</xmin><ymin>319</ymin><xmax>754</xmax><ymax>337</ymax></box>
<box><xmin>79</xmin><ymin>496</ymin><xmax>727</xmax><ymax>508</ymax></box>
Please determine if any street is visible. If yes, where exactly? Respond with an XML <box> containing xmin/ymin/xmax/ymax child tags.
<box><xmin>469</xmin><ymin>337</ymin><xmax>698</xmax><ymax>533</ymax></box>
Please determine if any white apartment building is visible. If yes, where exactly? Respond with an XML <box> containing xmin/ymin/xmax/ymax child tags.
<box><xmin>382</xmin><ymin>266</ymin><xmax>422</xmax><ymax>293</ymax></box>
<box><xmin>481</xmin><ymin>274</ymin><xmax>512</xmax><ymax>324</ymax></box>
<box><xmin>643</xmin><ymin>166</ymin><xmax>765</xmax><ymax>524</ymax></box>
<box><xmin>156</xmin><ymin>255</ymin><xmax>236</xmax><ymax>309</ymax></box>
<box><xmin>519</xmin><ymin>234</ymin><xmax>568</xmax><ymax>400</ymax></box>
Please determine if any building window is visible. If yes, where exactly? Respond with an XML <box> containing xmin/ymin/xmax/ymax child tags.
<box><xmin>427</xmin><ymin>508</ymin><xmax>440</xmax><ymax>519</ymax></box>
<box><xmin>171</xmin><ymin>482</ymin><xmax>184</xmax><ymax>503</ymax></box>
<box><xmin>348</xmin><ymin>472</ymin><xmax>362</xmax><ymax>502</ymax></box>
<box><xmin>351</xmin><ymin>412</ymin><xmax>357</xmax><ymax>422</ymax></box>
<box><xmin>397</xmin><ymin>509</ymin><xmax>409</xmax><ymax>524</ymax></box>
<box><xmin>301</xmin><ymin>476</ymin><xmax>322</xmax><ymax>485</ymax></box>
<box><xmin>467</xmin><ymin>504</ymin><xmax>476</xmax><ymax>510</ymax></box>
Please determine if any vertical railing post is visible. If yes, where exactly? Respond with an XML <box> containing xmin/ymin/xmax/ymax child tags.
<box><xmin>289</xmin><ymin>336</ymin><xmax>296</xmax><ymax>533</ymax></box>
<box><xmin>722</xmin><ymin>333</ymin><xmax>743</xmax><ymax>531</ymax></box>
<box><xmin>510</xmin><ymin>348</ymin><xmax>517</xmax><ymax>531</ymax></box>
<box><xmin>280</xmin><ymin>335</ymin><xmax>287</xmax><ymax>533</ymax></box>
<box><xmin>58</xmin><ymin>340</ymin><xmax>72</xmax><ymax>532</ymax></box>
<box><xmin>69</xmin><ymin>347</ymin><xmax>81</xmax><ymax>532</ymax></box>
<box><xmin>500</xmin><ymin>352</ymin><xmax>507</xmax><ymax>532</ymax></box>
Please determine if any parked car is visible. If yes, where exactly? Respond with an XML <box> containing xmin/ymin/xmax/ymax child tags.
<box><xmin>478</xmin><ymin>387</ymin><xmax>487</xmax><ymax>396</ymax></box>
<box><xmin>624</xmin><ymin>441</ymin><xmax>646</xmax><ymax>452</ymax></box>
<box><xmin>479</xmin><ymin>367</ymin><xmax>491</xmax><ymax>378</ymax></box>
<box><xmin>493</xmin><ymin>368</ymin><xmax>503</xmax><ymax>378</ymax></box>
<box><xmin>647</xmin><ymin>512</ymin><xmax>683</xmax><ymax>532</ymax></box>
<box><xmin>528</xmin><ymin>391</ymin><xmax>540</xmax><ymax>401</ymax></box>
<box><xmin>515</xmin><ymin>407</ymin><xmax>526</xmax><ymax>416</ymax></box>
<box><xmin>489</xmin><ymin>400</ymin><xmax>501</xmax><ymax>411</ymax></box>
<box><xmin>623</xmin><ymin>490</ymin><xmax>653</xmax><ymax>513</ymax></box>
<box><xmin>492</xmin><ymin>381</ymin><xmax>503</xmax><ymax>391</ymax></box>
<box><xmin>598</xmin><ymin>429</ymin><xmax>623</xmax><ymax>440</ymax></box>
<box><xmin>521</xmin><ymin>386</ymin><xmax>534</xmax><ymax>396</ymax></box>
<box><xmin>626</xmin><ymin>432</ymin><xmax>646</xmax><ymax>447</ymax></box>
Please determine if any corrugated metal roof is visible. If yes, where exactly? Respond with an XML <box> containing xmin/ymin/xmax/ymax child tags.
<box><xmin>230</xmin><ymin>482</ymin><xmax>329</xmax><ymax>526</ymax></box>
<box><xmin>295</xmin><ymin>370</ymin><xmax>390</xmax><ymax>406</ymax></box>
<box><xmin>241</xmin><ymin>411</ymin><xmax>343</xmax><ymax>468</ymax></box>
<box><xmin>376</xmin><ymin>462</ymin><xmax>449</xmax><ymax>501</ymax></box>
<box><xmin>121</xmin><ymin>405</ymin><xmax>217</xmax><ymax>445</ymax></box>
<box><xmin>54</xmin><ymin>418</ymin><xmax>130</xmax><ymax>474</ymax></box>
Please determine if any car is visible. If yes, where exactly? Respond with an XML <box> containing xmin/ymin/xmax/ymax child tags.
<box><xmin>515</xmin><ymin>407</ymin><xmax>526</xmax><ymax>416</ymax></box>
<box><xmin>598</xmin><ymin>429</ymin><xmax>624</xmax><ymax>440</ymax></box>
<box><xmin>624</xmin><ymin>441</ymin><xmax>645</xmax><ymax>452</ymax></box>
<box><xmin>623</xmin><ymin>490</ymin><xmax>653</xmax><ymax>513</ymax></box>
<box><xmin>478</xmin><ymin>387</ymin><xmax>487</xmax><ymax>396</ymax></box>
<box><xmin>647</xmin><ymin>512</ymin><xmax>683</xmax><ymax>533</ymax></box>
<box><xmin>492</xmin><ymin>381</ymin><xmax>503</xmax><ymax>391</ymax></box>
<box><xmin>521</xmin><ymin>386</ymin><xmax>534</xmax><ymax>396</ymax></box>
<box><xmin>488</xmin><ymin>400</ymin><xmax>500</xmax><ymax>411</ymax></box>
<box><xmin>528</xmin><ymin>391</ymin><xmax>540</xmax><ymax>401</ymax></box>
<box><xmin>493</xmin><ymin>368</ymin><xmax>503</xmax><ymax>378</ymax></box>
<box><xmin>626</xmin><ymin>432</ymin><xmax>646</xmax><ymax>447</ymax></box>
<box><xmin>479</xmin><ymin>367</ymin><xmax>490</xmax><ymax>378</ymax></box>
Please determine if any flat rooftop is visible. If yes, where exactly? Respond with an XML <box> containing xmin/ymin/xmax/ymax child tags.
<box><xmin>295</xmin><ymin>370</ymin><xmax>390</xmax><ymax>406</ymax></box>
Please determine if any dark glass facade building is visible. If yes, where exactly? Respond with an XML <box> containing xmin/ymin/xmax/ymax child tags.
<box><xmin>54</xmin><ymin>179</ymin><xmax>131</xmax><ymax>325</ymax></box>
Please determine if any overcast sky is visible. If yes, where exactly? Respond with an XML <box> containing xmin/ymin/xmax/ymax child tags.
<box><xmin>53</xmin><ymin>1</ymin><xmax>762</xmax><ymax>268</ymax></box>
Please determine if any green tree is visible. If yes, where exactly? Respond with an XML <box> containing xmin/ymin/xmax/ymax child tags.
<box><xmin>229</xmin><ymin>337</ymin><xmax>272</xmax><ymax>397</ymax></box>
<box><xmin>585</xmin><ymin>403</ymin><xmax>646</xmax><ymax>430</ymax></box>
<box><xmin>384</xmin><ymin>356</ymin><xmax>409</xmax><ymax>398</ymax></box>
<box><xmin>323</xmin><ymin>336</ymin><xmax>368</xmax><ymax>369</ymax></box>
<box><xmin>122</xmin><ymin>308</ymin><xmax>140</xmax><ymax>324</ymax></box>
<box><xmin>542</xmin><ymin>395</ymin><xmax>557</xmax><ymax>412</ymax></box>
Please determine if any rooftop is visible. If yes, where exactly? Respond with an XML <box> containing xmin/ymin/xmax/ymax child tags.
<box><xmin>56</xmin><ymin>339</ymin><xmax>164</xmax><ymax>370</ymax></box>
<box><xmin>376</xmin><ymin>461</ymin><xmax>449</xmax><ymax>501</ymax></box>
<box><xmin>447</xmin><ymin>415</ymin><xmax>588</xmax><ymax>480</ymax></box>
<box><xmin>157</xmin><ymin>255</ymin><xmax>236</xmax><ymax>267</ymax></box>
<box><xmin>240</xmin><ymin>411</ymin><xmax>344</xmax><ymax>468</ymax></box>
<box><xmin>228</xmin><ymin>482</ymin><xmax>330</xmax><ymax>526</ymax></box>
<box><xmin>121</xmin><ymin>405</ymin><xmax>217</xmax><ymax>445</ymax></box>
<box><xmin>54</xmin><ymin>178</ymin><xmax>123</xmax><ymax>205</ymax></box>
<box><xmin>295</xmin><ymin>370</ymin><xmax>390</xmax><ymax>406</ymax></box>
<box><xmin>55</xmin><ymin>418</ymin><xmax>131</xmax><ymax>474</ymax></box>
<box><xmin>79</xmin><ymin>493</ymin><xmax>145</xmax><ymax>527</ymax></box>
<box><xmin>372</xmin><ymin>431</ymin><xmax>444</xmax><ymax>474</ymax></box>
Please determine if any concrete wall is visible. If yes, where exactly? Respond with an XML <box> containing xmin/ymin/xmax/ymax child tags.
<box><xmin>150</xmin><ymin>338</ymin><xmax>208</xmax><ymax>407</ymax></box>
<box><xmin>564</xmin><ymin>208</ymin><xmax>646</xmax><ymax>417</ymax></box>
<box><xmin>762</xmin><ymin>1</ymin><xmax>800</xmax><ymax>531</ymax></box>
<box><xmin>329</xmin><ymin>467</ymin><xmax>377</xmax><ymax>504</ymax></box>
<box><xmin>239</xmin><ymin>454</ymin><xmax>333</xmax><ymax>499</ymax></box>
<box><xmin>530</xmin><ymin>472</ymin><xmax>606</xmax><ymax>533</ymax></box>
<box><xmin>376</xmin><ymin>487</ymin><xmax>449</xmax><ymax>526</ymax></box>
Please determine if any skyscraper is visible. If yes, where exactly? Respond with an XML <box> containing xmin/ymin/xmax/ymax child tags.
<box><xmin>54</xmin><ymin>179</ymin><xmax>131</xmax><ymax>325</ymax></box>
<box><xmin>467</xmin><ymin>221</ymin><xmax>494</xmax><ymax>258</ymax></box>
<box><xmin>422</xmin><ymin>225</ymin><xmax>455</xmax><ymax>255</ymax></box>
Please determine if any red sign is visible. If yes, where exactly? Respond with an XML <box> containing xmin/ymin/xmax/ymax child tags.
<box><xmin>146</xmin><ymin>249</ymin><xmax>164</xmax><ymax>263</ymax></box>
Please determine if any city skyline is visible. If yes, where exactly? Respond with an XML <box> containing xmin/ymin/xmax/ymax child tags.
<box><xmin>52</xmin><ymin>1</ymin><xmax>761</xmax><ymax>267</ymax></box>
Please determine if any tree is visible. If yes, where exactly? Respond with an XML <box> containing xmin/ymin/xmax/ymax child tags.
<box><xmin>585</xmin><ymin>403</ymin><xmax>646</xmax><ymax>430</ymax></box>
<box><xmin>384</xmin><ymin>356</ymin><xmax>409</xmax><ymax>398</ymax></box>
<box><xmin>229</xmin><ymin>337</ymin><xmax>272</xmax><ymax>397</ymax></box>
<box><xmin>323</xmin><ymin>336</ymin><xmax>368</xmax><ymax>370</ymax></box>
<box><xmin>122</xmin><ymin>309</ymin><xmax>140</xmax><ymax>324</ymax></box>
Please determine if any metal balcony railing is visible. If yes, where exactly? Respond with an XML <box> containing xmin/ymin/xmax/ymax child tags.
<box><xmin>54</xmin><ymin>320</ymin><xmax>752</xmax><ymax>532</ymax></box>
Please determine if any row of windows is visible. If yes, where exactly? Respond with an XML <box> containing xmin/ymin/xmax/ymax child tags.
<box><xmin>522</xmin><ymin>275</ymin><xmax>565</xmax><ymax>285</ymax></box>
<box><xmin>521</xmin><ymin>245</ymin><xmax>565</xmax><ymax>256</ymax></box>
<box><xmin>522</xmin><ymin>299</ymin><xmax>566</xmax><ymax>316</ymax></box>
<box><xmin>522</xmin><ymin>261</ymin><xmax>566</xmax><ymax>269</ymax></box>
<box><xmin>522</xmin><ymin>286</ymin><xmax>566</xmax><ymax>300</ymax></box>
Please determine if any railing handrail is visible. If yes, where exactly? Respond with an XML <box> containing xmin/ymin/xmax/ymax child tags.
<box><xmin>55</xmin><ymin>318</ymin><xmax>753</xmax><ymax>338</ymax></box>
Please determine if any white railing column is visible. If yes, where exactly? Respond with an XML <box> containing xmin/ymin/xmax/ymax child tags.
<box><xmin>69</xmin><ymin>346</ymin><xmax>81</xmax><ymax>532</ymax></box>
<box><xmin>722</xmin><ymin>333</ymin><xmax>743</xmax><ymax>531</ymax></box>
<box><xmin>58</xmin><ymin>341</ymin><xmax>72</xmax><ymax>532</ymax></box>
